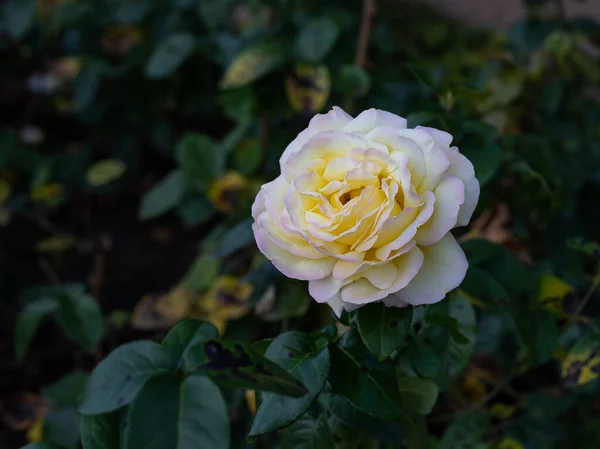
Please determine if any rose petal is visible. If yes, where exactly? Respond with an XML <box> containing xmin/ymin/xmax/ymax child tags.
<box><xmin>391</xmin><ymin>233</ymin><xmax>468</xmax><ymax>305</ymax></box>
<box><xmin>418</xmin><ymin>142</ymin><xmax>451</xmax><ymax>193</ymax></box>
<box><xmin>415</xmin><ymin>174</ymin><xmax>465</xmax><ymax>246</ymax></box>
<box><xmin>309</xmin><ymin>275</ymin><xmax>343</xmax><ymax>303</ymax></box>
<box><xmin>280</xmin><ymin>106</ymin><xmax>352</xmax><ymax>166</ymax></box>
<box><xmin>253</xmin><ymin>224</ymin><xmax>335</xmax><ymax>280</ymax></box>
<box><xmin>457</xmin><ymin>177</ymin><xmax>480</xmax><ymax>227</ymax></box>
<box><xmin>343</xmin><ymin>109</ymin><xmax>407</xmax><ymax>134</ymax></box>
<box><xmin>416</xmin><ymin>125</ymin><xmax>453</xmax><ymax>148</ymax></box>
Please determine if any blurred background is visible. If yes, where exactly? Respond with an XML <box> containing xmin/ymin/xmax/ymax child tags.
<box><xmin>2</xmin><ymin>0</ymin><xmax>600</xmax><ymax>448</ymax></box>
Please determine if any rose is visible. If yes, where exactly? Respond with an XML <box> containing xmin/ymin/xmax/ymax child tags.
<box><xmin>251</xmin><ymin>107</ymin><xmax>479</xmax><ymax>315</ymax></box>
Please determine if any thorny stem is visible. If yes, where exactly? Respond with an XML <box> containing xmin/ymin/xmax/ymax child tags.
<box><xmin>566</xmin><ymin>275</ymin><xmax>600</xmax><ymax>329</ymax></box>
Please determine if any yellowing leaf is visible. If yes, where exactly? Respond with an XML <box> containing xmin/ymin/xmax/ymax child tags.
<box><xmin>245</xmin><ymin>390</ymin><xmax>257</xmax><ymax>416</ymax></box>
<box><xmin>496</xmin><ymin>437</ymin><xmax>525</xmax><ymax>449</ymax></box>
<box><xmin>489</xmin><ymin>402</ymin><xmax>518</xmax><ymax>420</ymax></box>
<box><xmin>0</xmin><ymin>180</ymin><xmax>11</xmax><ymax>207</ymax></box>
<box><xmin>191</xmin><ymin>275</ymin><xmax>253</xmax><ymax>335</ymax></box>
<box><xmin>220</xmin><ymin>43</ymin><xmax>284</xmax><ymax>90</ymax></box>
<box><xmin>35</xmin><ymin>236</ymin><xmax>76</xmax><ymax>253</ymax></box>
<box><xmin>31</xmin><ymin>183</ymin><xmax>62</xmax><ymax>203</ymax></box>
<box><xmin>100</xmin><ymin>26</ymin><xmax>142</xmax><ymax>56</ymax></box>
<box><xmin>26</xmin><ymin>415</ymin><xmax>44</xmax><ymax>442</ymax></box>
<box><xmin>86</xmin><ymin>159</ymin><xmax>126</xmax><ymax>187</ymax></box>
<box><xmin>538</xmin><ymin>275</ymin><xmax>576</xmax><ymax>316</ymax></box>
<box><xmin>131</xmin><ymin>286</ymin><xmax>195</xmax><ymax>331</ymax></box>
<box><xmin>208</xmin><ymin>171</ymin><xmax>248</xmax><ymax>213</ymax></box>
<box><xmin>562</xmin><ymin>335</ymin><xmax>600</xmax><ymax>388</ymax></box>
<box><xmin>285</xmin><ymin>64</ymin><xmax>331</xmax><ymax>114</ymax></box>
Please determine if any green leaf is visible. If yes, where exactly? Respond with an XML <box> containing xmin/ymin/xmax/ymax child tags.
<box><xmin>145</xmin><ymin>33</ymin><xmax>196</xmax><ymax>79</ymax></box>
<box><xmin>338</xmin><ymin>64</ymin><xmax>371</xmax><ymax>98</ymax></box>
<box><xmin>408</xmin><ymin>339</ymin><xmax>443</xmax><ymax>379</ymax></box>
<box><xmin>461</xmin><ymin>239</ymin><xmax>505</xmax><ymax>266</ymax></box>
<box><xmin>406</xmin><ymin>111</ymin><xmax>436</xmax><ymax>128</ymax></box>
<box><xmin>177</xmin><ymin>196</ymin><xmax>218</xmax><ymax>226</ymax></box>
<box><xmin>14</xmin><ymin>297</ymin><xmax>58</xmax><ymax>362</ymax></box>
<box><xmin>280</xmin><ymin>413</ymin><xmax>333</xmax><ymax>449</ymax></box>
<box><xmin>262</xmin><ymin>280</ymin><xmax>310</xmax><ymax>322</ymax></box>
<box><xmin>211</xmin><ymin>218</ymin><xmax>254</xmax><ymax>258</ymax></box>
<box><xmin>250</xmin><ymin>332</ymin><xmax>330</xmax><ymax>436</ymax></box>
<box><xmin>86</xmin><ymin>159</ymin><xmax>126</xmax><ymax>187</ymax></box>
<box><xmin>562</xmin><ymin>334</ymin><xmax>600</xmax><ymax>388</ymax></box>
<box><xmin>232</xmin><ymin>138</ymin><xmax>263</xmax><ymax>176</ymax></box>
<box><xmin>74</xmin><ymin>65</ymin><xmax>102</xmax><ymax>113</ymax></box>
<box><xmin>220</xmin><ymin>42</ymin><xmax>285</xmax><ymax>90</ymax></box>
<box><xmin>139</xmin><ymin>170</ymin><xmax>185</xmax><ymax>220</ymax></box>
<box><xmin>294</xmin><ymin>17</ymin><xmax>339</xmax><ymax>63</ymax></box>
<box><xmin>328</xmin><ymin>330</ymin><xmax>403</xmax><ymax>420</ymax></box>
<box><xmin>444</xmin><ymin>295</ymin><xmax>477</xmax><ymax>378</ymax></box>
<box><xmin>183</xmin><ymin>339</ymin><xmax>308</xmax><ymax>397</ymax></box>
<box><xmin>79</xmin><ymin>341</ymin><xmax>173</xmax><ymax>415</ymax></box>
<box><xmin>122</xmin><ymin>374</ymin><xmax>229</xmax><ymax>449</ymax></box>
<box><xmin>81</xmin><ymin>413</ymin><xmax>120</xmax><ymax>449</ymax></box>
<box><xmin>175</xmin><ymin>133</ymin><xmax>223</xmax><ymax>189</ymax></box>
<box><xmin>181</xmin><ymin>252</ymin><xmax>221</xmax><ymax>292</ymax></box>
<box><xmin>44</xmin><ymin>371</ymin><xmax>89</xmax><ymax>406</ymax></box>
<box><xmin>2</xmin><ymin>0</ymin><xmax>35</xmax><ymax>39</ymax></box>
<box><xmin>356</xmin><ymin>302</ymin><xmax>413</xmax><ymax>360</ymax></box>
<box><xmin>55</xmin><ymin>293</ymin><xmax>104</xmax><ymax>351</ymax></box>
<box><xmin>439</xmin><ymin>411</ymin><xmax>489</xmax><ymax>449</ymax></box>
<box><xmin>161</xmin><ymin>319</ymin><xmax>218</xmax><ymax>367</ymax></box>
<box><xmin>397</xmin><ymin>376</ymin><xmax>439</xmax><ymax>415</ymax></box>
<box><xmin>43</xmin><ymin>406</ymin><xmax>81</xmax><ymax>448</ymax></box>
<box><xmin>327</xmin><ymin>395</ymin><xmax>403</xmax><ymax>444</ymax></box>
<box><xmin>197</xmin><ymin>0</ymin><xmax>235</xmax><ymax>31</ymax></box>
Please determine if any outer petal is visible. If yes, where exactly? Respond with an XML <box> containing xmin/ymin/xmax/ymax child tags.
<box><xmin>457</xmin><ymin>177</ymin><xmax>480</xmax><ymax>227</ymax></box>
<box><xmin>343</xmin><ymin>109</ymin><xmax>407</xmax><ymax>134</ymax></box>
<box><xmin>309</xmin><ymin>276</ymin><xmax>343</xmax><ymax>303</ymax></box>
<box><xmin>418</xmin><ymin>142</ymin><xmax>450</xmax><ymax>194</ymax></box>
<box><xmin>416</xmin><ymin>125</ymin><xmax>453</xmax><ymax>148</ymax></box>
<box><xmin>415</xmin><ymin>174</ymin><xmax>465</xmax><ymax>246</ymax></box>
<box><xmin>280</xmin><ymin>106</ymin><xmax>353</xmax><ymax>166</ymax></box>
<box><xmin>392</xmin><ymin>234</ymin><xmax>468</xmax><ymax>306</ymax></box>
<box><xmin>253</xmin><ymin>224</ymin><xmax>335</xmax><ymax>281</ymax></box>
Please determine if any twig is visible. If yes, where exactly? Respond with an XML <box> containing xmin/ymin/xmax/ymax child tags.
<box><xmin>431</xmin><ymin>368</ymin><xmax>518</xmax><ymax>424</ymax></box>
<box><xmin>21</xmin><ymin>209</ymin><xmax>67</xmax><ymax>236</ymax></box>
<box><xmin>355</xmin><ymin>0</ymin><xmax>376</xmax><ymax>69</ymax></box>
<box><xmin>346</xmin><ymin>0</ymin><xmax>376</xmax><ymax>114</ymax></box>
<box><xmin>38</xmin><ymin>257</ymin><xmax>60</xmax><ymax>285</ymax></box>
<box><xmin>90</xmin><ymin>233</ymin><xmax>111</xmax><ymax>299</ymax></box>
<box><xmin>566</xmin><ymin>276</ymin><xmax>600</xmax><ymax>329</ymax></box>
<box><xmin>554</xmin><ymin>0</ymin><xmax>567</xmax><ymax>23</ymax></box>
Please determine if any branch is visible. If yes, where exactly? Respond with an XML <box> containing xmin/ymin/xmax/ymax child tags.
<box><xmin>355</xmin><ymin>0</ymin><xmax>376</xmax><ymax>69</ymax></box>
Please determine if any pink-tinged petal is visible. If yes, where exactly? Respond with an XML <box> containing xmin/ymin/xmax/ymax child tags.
<box><xmin>262</xmin><ymin>175</ymin><xmax>289</xmax><ymax>221</ymax></box>
<box><xmin>253</xmin><ymin>224</ymin><xmax>335</xmax><ymax>280</ymax></box>
<box><xmin>366</xmin><ymin>126</ymin><xmax>427</xmax><ymax>186</ymax></box>
<box><xmin>309</xmin><ymin>276</ymin><xmax>343</xmax><ymax>303</ymax></box>
<box><xmin>343</xmin><ymin>109</ymin><xmax>407</xmax><ymax>134</ymax></box>
<box><xmin>418</xmin><ymin>142</ymin><xmax>451</xmax><ymax>193</ymax></box>
<box><xmin>340</xmin><ymin>278</ymin><xmax>387</xmax><ymax>304</ymax></box>
<box><xmin>445</xmin><ymin>146</ymin><xmax>474</xmax><ymax>181</ymax></box>
<box><xmin>392</xmin><ymin>233</ymin><xmax>468</xmax><ymax>305</ymax></box>
<box><xmin>326</xmin><ymin>293</ymin><xmax>362</xmax><ymax>317</ymax></box>
<box><xmin>457</xmin><ymin>177</ymin><xmax>480</xmax><ymax>227</ymax></box>
<box><xmin>257</xmin><ymin>212</ymin><xmax>326</xmax><ymax>260</ymax></box>
<box><xmin>251</xmin><ymin>187</ymin><xmax>267</xmax><ymax>220</ymax></box>
<box><xmin>280</xmin><ymin>106</ymin><xmax>352</xmax><ymax>166</ymax></box>
<box><xmin>416</xmin><ymin>125</ymin><xmax>453</xmax><ymax>148</ymax></box>
<box><xmin>283</xmin><ymin>131</ymin><xmax>369</xmax><ymax>181</ymax></box>
<box><xmin>415</xmin><ymin>174</ymin><xmax>465</xmax><ymax>246</ymax></box>
<box><xmin>396</xmin><ymin>128</ymin><xmax>435</xmax><ymax>151</ymax></box>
